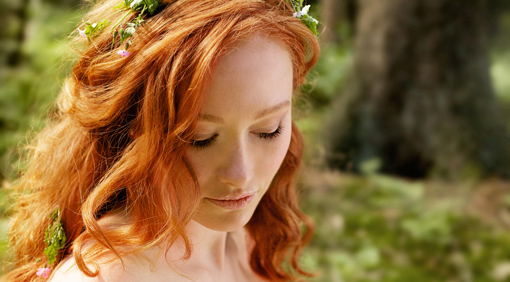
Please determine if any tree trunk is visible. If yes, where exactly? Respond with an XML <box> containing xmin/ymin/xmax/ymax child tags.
<box><xmin>320</xmin><ymin>0</ymin><xmax>340</xmax><ymax>43</ymax></box>
<box><xmin>325</xmin><ymin>0</ymin><xmax>510</xmax><ymax>179</ymax></box>
<box><xmin>320</xmin><ymin>0</ymin><xmax>356</xmax><ymax>43</ymax></box>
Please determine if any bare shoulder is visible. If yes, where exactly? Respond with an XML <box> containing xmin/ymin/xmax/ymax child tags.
<box><xmin>48</xmin><ymin>214</ymin><xmax>151</xmax><ymax>282</ymax></box>
<box><xmin>48</xmin><ymin>255</ymin><xmax>99</xmax><ymax>282</ymax></box>
<box><xmin>49</xmin><ymin>251</ymin><xmax>192</xmax><ymax>282</ymax></box>
<box><xmin>49</xmin><ymin>213</ymin><xmax>194</xmax><ymax>282</ymax></box>
<box><xmin>48</xmin><ymin>254</ymin><xmax>138</xmax><ymax>282</ymax></box>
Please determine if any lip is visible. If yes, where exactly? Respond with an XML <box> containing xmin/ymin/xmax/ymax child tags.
<box><xmin>206</xmin><ymin>191</ymin><xmax>257</xmax><ymax>210</ymax></box>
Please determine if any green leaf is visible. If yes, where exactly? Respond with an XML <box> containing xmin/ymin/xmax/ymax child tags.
<box><xmin>114</xmin><ymin>3</ymin><xmax>125</xmax><ymax>9</ymax></box>
<box><xmin>130</xmin><ymin>0</ymin><xmax>144</xmax><ymax>10</ymax></box>
<box><xmin>84</xmin><ymin>19</ymin><xmax>110</xmax><ymax>40</ymax></box>
<box><xmin>145</xmin><ymin>0</ymin><xmax>159</xmax><ymax>14</ymax></box>
<box><xmin>288</xmin><ymin>0</ymin><xmax>299</xmax><ymax>12</ymax></box>
<box><xmin>134</xmin><ymin>18</ymin><xmax>144</xmax><ymax>26</ymax></box>
<box><xmin>300</xmin><ymin>14</ymin><xmax>319</xmax><ymax>36</ymax></box>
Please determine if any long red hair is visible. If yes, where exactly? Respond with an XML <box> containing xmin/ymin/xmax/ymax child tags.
<box><xmin>5</xmin><ymin>0</ymin><xmax>320</xmax><ymax>281</ymax></box>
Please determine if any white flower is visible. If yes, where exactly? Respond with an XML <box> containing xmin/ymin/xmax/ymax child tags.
<box><xmin>301</xmin><ymin>5</ymin><xmax>310</xmax><ymax>15</ymax></box>
<box><xmin>293</xmin><ymin>5</ymin><xmax>311</xmax><ymax>18</ymax></box>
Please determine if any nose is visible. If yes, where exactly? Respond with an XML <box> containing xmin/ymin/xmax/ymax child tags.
<box><xmin>217</xmin><ymin>142</ymin><xmax>253</xmax><ymax>188</ymax></box>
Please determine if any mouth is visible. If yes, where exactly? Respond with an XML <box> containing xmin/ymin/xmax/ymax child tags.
<box><xmin>206</xmin><ymin>191</ymin><xmax>257</xmax><ymax>210</ymax></box>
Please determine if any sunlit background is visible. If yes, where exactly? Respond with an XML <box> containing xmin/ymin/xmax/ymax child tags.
<box><xmin>1</xmin><ymin>0</ymin><xmax>510</xmax><ymax>281</ymax></box>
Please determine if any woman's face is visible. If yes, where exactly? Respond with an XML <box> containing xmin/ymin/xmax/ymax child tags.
<box><xmin>186</xmin><ymin>34</ymin><xmax>293</xmax><ymax>232</ymax></box>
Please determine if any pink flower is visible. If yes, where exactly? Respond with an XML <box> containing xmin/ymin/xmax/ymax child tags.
<box><xmin>78</xmin><ymin>28</ymin><xmax>86</xmax><ymax>39</ymax></box>
<box><xmin>117</xmin><ymin>49</ymin><xmax>131</xmax><ymax>57</ymax></box>
<box><xmin>36</xmin><ymin>267</ymin><xmax>51</xmax><ymax>279</ymax></box>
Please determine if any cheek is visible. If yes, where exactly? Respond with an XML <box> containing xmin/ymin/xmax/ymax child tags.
<box><xmin>257</xmin><ymin>126</ymin><xmax>292</xmax><ymax>180</ymax></box>
<box><xmin>185</xmin><ymin>150</ymin><xmax>209</xmax><ymax>183</ymax></box>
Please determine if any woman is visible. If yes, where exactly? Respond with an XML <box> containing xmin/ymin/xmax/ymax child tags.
<box><xmin>5</xmin><ymin>0</ymin><xmax>319</xmax><ymax>281</ymax></box>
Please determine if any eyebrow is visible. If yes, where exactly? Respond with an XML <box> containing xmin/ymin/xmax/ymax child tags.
<box><xmin>200</xmin><ymin>100</ymin><xmax>291</xmax><ymax>124</ymax></box>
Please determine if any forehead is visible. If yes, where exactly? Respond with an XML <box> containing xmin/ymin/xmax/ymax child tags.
<box><xmin>203</xmin><ymin>34</ymin><xmax>293</xmax><ymax>117</ymax></box>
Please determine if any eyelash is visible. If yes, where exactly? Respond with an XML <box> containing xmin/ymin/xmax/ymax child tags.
<box><xmin>259</xmin><ymin>125</ymin><xmax>283</xmax><ymax>140</ymax></box>
<box><xmin>190</xmin><ymin>125</ymin><xmax>283</xmax><ymax>149</ymax></box>
<box><xmin>191</xmin><ymin>134</ymin><xmax>218</xmax><ymax>149</ymax></box>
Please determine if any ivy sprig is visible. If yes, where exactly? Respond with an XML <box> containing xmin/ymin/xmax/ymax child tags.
<box><xmin>42</xmin><ymin>209</ymin><xmax>67</xmax><ymax>266</ymax></box>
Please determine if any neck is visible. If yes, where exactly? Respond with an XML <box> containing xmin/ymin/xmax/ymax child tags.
<box><xmin>186</xmin><ymin>220</ymin><xmax>229</xmax><ymax>271</ymax></box>
<box><xmin>163</xmin><ymin>220</ymin><xmax>250</xmax><ymax>274</ymax></box>
<box><xmin>98</xmin><ymin>212</ymin><xmax>255</xmax><ymax>280</ymax></box>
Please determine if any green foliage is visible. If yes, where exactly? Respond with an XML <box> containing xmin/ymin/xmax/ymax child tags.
<box><xmin>127</xmin><ymin>0</ymin><xmax>159</xmax><ymax>14</ymax></box>
<box><xmin>83</xmin><ymin>19</ymin><xmax>110</xmax><ymax>41</ymax></box>
<box><xmin>0</xmin><ymin>2</ymin><xmax>80</xmax><ymax>186</ymax></box>
<box><xmin>301</xmin><ymin>173</ymin><xmax>510</xmax><ymax>281</ymax></box>
<box><xmin>43</xmin><ymin>209</ymin><xmax>66</xmax><ymax>266</ymax></box>
<box><xmin>109</xmin><ymin>0</ymin><xmax>160</xmax><ymax>49</ymax></box>
<box><xmin>305</xmin><ymin>45</ymin><xmax>352</xmax><ymax>107</ymax></box>
<box><xmin>299</xmin><ymin>13</ymin><xmax>319</xmax><ymax>37</ymax></box>
<box><xmin>492</xmin><ymin>52</ymin><xmax>510</xmax><ymax>103</ymax></box>
<box><xmin>2</xmin><ymin>0</ymin><xmax>510</xmax><ymax>280</ymax></box>
<box><xmin>0</xmin><ymin>0</ymin><xmax>77</xmax><ymax>264</ymax></box>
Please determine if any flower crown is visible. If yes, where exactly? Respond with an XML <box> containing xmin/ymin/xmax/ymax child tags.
<box><xmin>78</xmin><ymin>0</ymin><xmax>319</xmax><ymax>58</ymax></box>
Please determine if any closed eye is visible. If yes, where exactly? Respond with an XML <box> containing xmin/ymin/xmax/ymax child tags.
<box><xmin>190</xmin><ymin>125</ymin><xmax>283</xmax><ymax>149</ymax></box>
<box><xmin>190</xmin><ymin>134</ymin><xmax>218</xmax><ymax>149</ymax></box>
<box><xmin>259</xmin><ymin>125</ymin><xmax>283</xmax><ymax>140</ymax></box>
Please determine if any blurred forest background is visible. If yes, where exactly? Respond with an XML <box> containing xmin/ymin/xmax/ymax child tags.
<box><xmin>1</xmin><ymin>0</ymin><xmax>510</xmax><ymax>281</ymax></box>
